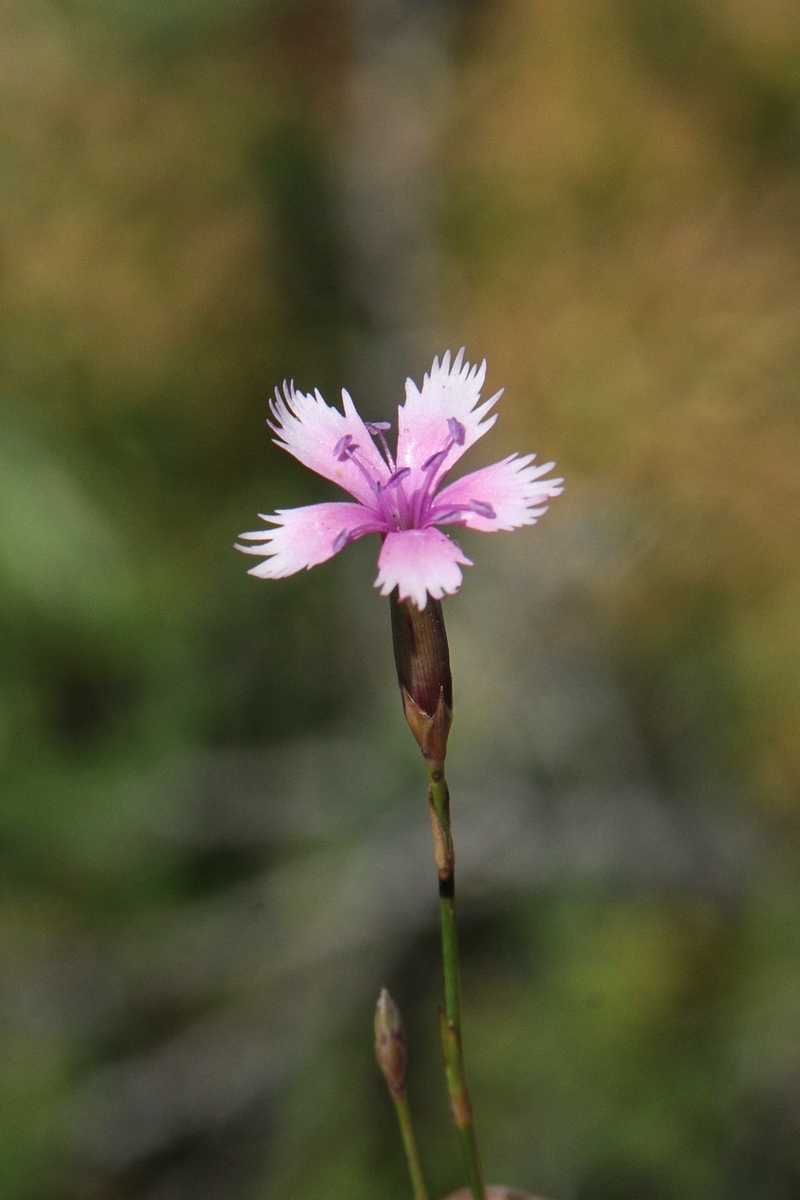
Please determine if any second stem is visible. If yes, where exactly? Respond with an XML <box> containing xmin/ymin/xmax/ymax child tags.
<box><xmin>428</xmin><ymin>766</ymin><xmax>485</xmax><ymax>1200</ymax></box>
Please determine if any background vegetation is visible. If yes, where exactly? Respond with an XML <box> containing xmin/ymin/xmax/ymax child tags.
<box><xmin>2</xmin><ymin>1</ymin><xmax>800</xmax><ymax>1197</ymax></box>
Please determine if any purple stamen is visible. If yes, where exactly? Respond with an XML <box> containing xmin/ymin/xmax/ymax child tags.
<box><xmin>332</xmin><ymin>523</ymin><xmax>378</xmax><ymax>554</ymax></box>
<box><xmin>447</xmin><ymin>417</ymin><xmax>466</xmax><ymax>445</ymax></box>
<box><xmin>422</xmin><ymin>447</ymin><xmax>449</xmax><ymax>473</ymax></box>
<box><xmin>332</xmin><ymin>434</ymin><xmax>385</xmax><ymax>494</ymax></box>
<box><xmin>432</xmin><ymin>509</ymin><xmax>467</xmax><ymax>524</ymax></box>
<box><xmin>333</xmin><ymin>434</ymin><xmax>359</xmax><ymax>460</ymax></box>
<box><xmin>387</xmin><ymin>467</ymin><xmax>411</xmax><ymax>489</ymax></box>
<box><xmin>470</xmin><ymin>500</ymin><xmax>496</xmax><ymax>519</ymax></box>
<box><xmin>366</xmin><ymin>421</ymin><xmax>395</xmax><ymax>471</ymax></box>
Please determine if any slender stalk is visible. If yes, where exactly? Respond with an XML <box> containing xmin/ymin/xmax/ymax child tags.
<box><xmin>392</xmin><ymin>1091</ymin><xmax>430</xmax><ymax>1200</ymax></box>
<box><xmin>428</xmin><ymin>767</ymin><xmax>486</xmax><ymax>1200</ymax></box>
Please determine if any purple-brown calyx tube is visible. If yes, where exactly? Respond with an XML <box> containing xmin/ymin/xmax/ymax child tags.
<box><xmin>389</xmin><ymin>591</ymin><xmax>453</xmax><ymax>772</ymax></box>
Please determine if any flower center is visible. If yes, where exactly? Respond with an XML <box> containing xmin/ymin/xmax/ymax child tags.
<box><xmin>331</xmin><ymin>428</ymin><xmax>411</xmax><ymax>534</ymax></box>
<box><xmin>328</xmin><ymin>415</ymin><xmax>488</xmax><ymax>552</ymax></box>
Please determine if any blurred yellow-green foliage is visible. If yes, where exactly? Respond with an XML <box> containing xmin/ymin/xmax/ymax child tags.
<box><xmin>2</xmin><ymin>1</ymin><xmax>800</xmax><ymax>1198</ymax></box>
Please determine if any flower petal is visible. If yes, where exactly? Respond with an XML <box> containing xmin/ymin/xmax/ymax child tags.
<box><xmin>269</xmin><ymin>383</ymin><xmax>389</xmax><ymax>507</ymax></box>
<box><xmin>236</xmin><ymin>502</ymin><xmax>381</xmax><ymax>578</ymax></box>
<box><xmin>375</xmin><ymin>528</ymin><xmax>473</xmax><ymax>610</ymax></box>
<box><xmin>395</xmin><ymin>350</ymin><xmax>500</xmax><ymax>496</ymax></box>
<box><xmin>431</xmin><ymin>455</ymin><xmax>564</xmax><ymax>532</ymax></box>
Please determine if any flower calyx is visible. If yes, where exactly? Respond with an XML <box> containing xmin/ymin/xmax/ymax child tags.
<box><xmin>390</xmin><ymin>592</ymin><xmax>453</xmax><ymax>770</ymax></box>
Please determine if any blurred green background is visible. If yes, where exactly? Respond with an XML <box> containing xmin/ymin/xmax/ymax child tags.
<box><xmin>2</xmin><ymin>0</ymin><xmax>800</xmax><ymax>1197</ymax></box>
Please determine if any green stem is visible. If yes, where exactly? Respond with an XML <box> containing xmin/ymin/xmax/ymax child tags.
<box><xmin>428</xmin><ymin>767</ymin><xmax>486</xmax><ymax>1200</ymax></box>
<box><xmin>392</xmin><ymin>1091</ymin><xmax>430</xmax><ymax>1200</ymax></box>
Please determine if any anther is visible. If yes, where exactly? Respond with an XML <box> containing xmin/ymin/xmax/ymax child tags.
<box><xmin>470</xmin><ymin>500</ymin><xmax>496</xmax><ymax>519</ymax></box>
<box><xmin>432</xmin><ymin>509</ymin><xmax>467</xmax><ymax>524</ymax></box>
<box><xmin>422</xmin><ymin>447</ymin><xmax>449</xmax><ymax>473</ymax></box>
<box><xmin>366</xmin><ymin>421</ymin><xmax>395</xmax><ymax>471</ymax></box>
<box><xmin>333</xmin><ymin>434</ymin><xmax>359</xmax><ymax>461</ymax></box>
<box><xmin>447</xmin><ymin>417</ymin><xmax>466</xmax><ymax>445</ymax></box>
<box><xmin>387</xmin><ymin>467</ymin><xmax>411</xmax><ymax>489</ymax></box>
<box><xmin>332</xmin><ymin>523</ymin><xmax>378</xmax><ymax>554</ymax></box>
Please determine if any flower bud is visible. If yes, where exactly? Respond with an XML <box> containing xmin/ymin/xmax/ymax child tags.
<box><xmin>443</xmin><ymin>1190</ymin><xmax>543</xmax><ymax>1199</ymax></box>
<box><xmin>374</xmin><ymin>987</ymin><xmax>407</xmax><ymax>1100</ymax></box>
<box><xmin>389</xmin><ymin>593</ymin><xmax>453</xmax><ymax>770</ymax></box>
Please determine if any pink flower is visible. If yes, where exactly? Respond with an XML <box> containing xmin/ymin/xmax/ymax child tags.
<box><xmin>236</xmin><ymin>350</ymin><xmax>564</xmax><ymax>610</ymax></box>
